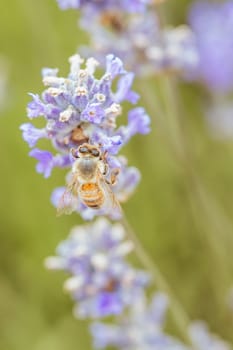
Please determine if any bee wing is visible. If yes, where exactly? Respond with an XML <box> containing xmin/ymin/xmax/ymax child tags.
<box><xmin>57</xmin><ymin>175</ymin><xmax>79</xmax><ymax>216</ymax></box>
<box><xmin>97</xmin><ymin>171</ymin><xmax>122</xmax><ymax>219</ymax></box>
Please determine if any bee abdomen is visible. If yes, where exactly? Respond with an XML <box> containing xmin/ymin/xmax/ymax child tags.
<box><xmin>80</xmin><ymin>183</ymin><xmax>104</xmax><ymax>209</ymax></box>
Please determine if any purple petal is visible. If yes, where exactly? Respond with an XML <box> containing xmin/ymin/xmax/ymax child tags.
<box><xmin>81</xmin><ymin>104</ymin><xmax>106</xmax><ymax>124</ymax></box>
<box><xmin>53</xmin><ymin>154</ymin><xmax>72</xmax><ymax>168</ymax></box>
<box><xmin>116</xmin><ymin>108</ymin><xmax>150</xmax><ymax>145</ymax></box>
<box><xmin>115</xmin><ymin>165</ymin><xmax>141</xmax><ymax>202</ymax></box>
<box><xmin>105</xmin><ymin>55</ymin><xmax>125</xmax><ymax>79</ymax></box>
<box><xmin>29</xmin><ymin>150</ymin><xmax>71</xmax><ymax>178</ymax></box>
<box><xmin>91</xmin><ymin>131</ymin><xmax>122</xmax><ymax>154</ymax></box>
<box><xmin>27</xmin><ymin>93</ymin><xmax>46</xmax><ymax>118</ymax></box>
<box><xmin>94</xmin><ymin>292</ymin><xmax>123</xmax><ymax>317</ymax></box>
<box><xmin>115</xmin><ymin>73</ymin><xmax>139</xmax><ymax>104</ymax></box>
<box><xmin>128</xmin><ymin>107</ymin><xmax>151</xmax><ymax>134</ymax></box>
<box><xmin>20</xmin><ymin>123</ymin><xmax>47</xmax><ymax>147</ymax></box>
<box><xmin>29</xmin><ymin>149</ymin><xmax>54</xmax><ymax>178</ymax></box>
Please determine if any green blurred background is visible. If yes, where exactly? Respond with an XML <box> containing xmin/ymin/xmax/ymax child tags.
<box><xmin>1</xmin><ymin>1</ymin><xmax>233</xmax><ymax>349</ymax></box>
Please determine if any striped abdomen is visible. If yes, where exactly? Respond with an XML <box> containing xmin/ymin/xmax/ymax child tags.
<box><xmin>80</xmin><ymin>183</ymin><xmax>104</xmax><ymax>209</ymax></box>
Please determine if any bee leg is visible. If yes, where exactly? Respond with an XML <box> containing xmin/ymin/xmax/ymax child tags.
<box><xmin>110</xmin><ymin>168</ymin><xmax>120</xmax><ymax>185</ymax></box>
<box><xmin>103</xmin><ymin>163</ymin><xmax>109</xmax><ymax>176</ymax></box>
<box><xmin>100</xmin><ymin>150</ymin><xmax>108</xmax><ymax>162</ymax></box>
<box><xmin>71</xmin><ymin>148</ymin><xmax>79</xmax><ymax>159</ymax></box>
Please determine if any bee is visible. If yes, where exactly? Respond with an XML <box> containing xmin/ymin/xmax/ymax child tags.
<box><xmin>57</xmin><ymin>143</ymin><xmax>121</xmax><ymax>217</ymax></box>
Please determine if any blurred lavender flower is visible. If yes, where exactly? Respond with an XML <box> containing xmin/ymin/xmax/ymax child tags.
<box><xmin>80</xmin><ymin>11</ymin><xmax>198</xmax><ymax>77</ymax></box>
<box><xmin>189</xmin><ymin>322</ymin><xmax>231</xmax><ymax>350</ymax></box>
<box><xmin>56</xmin><ymin>0</ymin><xmax>152</xmax><ymax>13</ymax></box>
<box><xmin>189</xmin><ymin>0</ymin><xmax>233</xmax><ymax>93</ymax></box>
<box><xmin>91</xmin><ymin>299</ymin><xmax>233</xmax><ymax>350</ymax></box>
<box><xmin>91</xmin><ymin>292</ymin><xmax>189</xmax><ymax>350</ymax></box>
<box><xmin>45</xmin><ymin>218</ymin><xmax>149</xmax><ymax>318</ymax></box>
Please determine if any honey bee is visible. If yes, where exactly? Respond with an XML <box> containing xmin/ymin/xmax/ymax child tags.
<box><xmin>57</xmin><ymin>143</ymin><xmax>121</xmax><ymax>217</ymax></box>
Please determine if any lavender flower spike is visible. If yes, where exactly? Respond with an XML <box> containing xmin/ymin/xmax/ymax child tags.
<box><xmin>23</xmin><ymin>53</ymin><xmax>150</xmax><ymax>176</ymax></box>
<box><xmin>45</xmin><ymin>218</ymin><xmax>149</xmax><ymax>318</ymax></box>
<box><xmin>22</xmin><ymin>53</ymin><xmax>150</xmax><ymax>218</ymax></box>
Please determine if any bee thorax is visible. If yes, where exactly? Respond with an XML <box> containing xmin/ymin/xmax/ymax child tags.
<box><xmin>74</xmin><ymin>158</ymin><xmax>98</xmax><ymax>181</ymax></box>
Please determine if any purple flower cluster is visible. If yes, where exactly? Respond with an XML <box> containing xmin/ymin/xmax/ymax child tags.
<box><xmin>21</xmin><ymin>54</ymin><xmax>150</xmax><ymax>218</ymax></box>
<box><xmin>80</xmin><ymin>11</ymin><xmax>198</xmax><ymax>77</ymax></box>
<box><xmin>56</xmin><ymin>0</ymin><xmax>198</xmax><ymax>78</ymax></box>
<box><xmin>45</xmin><ymin>218</ymin><xmax>149</xmax><ymax>318</ymax></box>
<box><xmin>189</xmin><ymin>1</ymin><xmax>233</xmax><ymax>93</ymax></box>
<box><xmin>45</xmin><ymin>216</ymin><xmax>232</xmax><ymax>349</ymax></box>
<box><xmin>91</xmin><ymin>297</ymin><xmax>232</xmax><ymax>350</ymax></box>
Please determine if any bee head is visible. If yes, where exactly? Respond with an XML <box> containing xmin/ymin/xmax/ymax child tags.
<box><xmin>77</xmin><ymin>143</ymin><xmax>101</xmax><ymax>158</ymax></box>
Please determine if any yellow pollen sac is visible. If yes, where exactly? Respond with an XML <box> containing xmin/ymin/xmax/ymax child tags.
<box><xmin>82</xmin><ymin>183</ymin><xmax>98</xmax><ymax>191</ymax></box>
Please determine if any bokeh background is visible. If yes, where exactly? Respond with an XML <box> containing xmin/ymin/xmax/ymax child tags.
<box><xmin>1</xmin><ymin>1</ymin><xmax>233</xmax><ymax>349</ymax></box>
